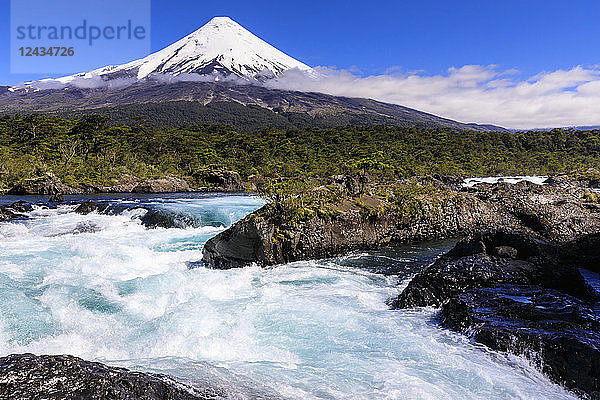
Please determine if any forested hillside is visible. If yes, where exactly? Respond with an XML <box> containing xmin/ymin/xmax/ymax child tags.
<box><xmin>1</xmin><ymin>113</ymin><xmax>599</xmax><ymax>189</ymax></box>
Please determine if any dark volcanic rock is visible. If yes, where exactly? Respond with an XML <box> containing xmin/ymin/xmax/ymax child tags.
<box><xmin>395</xmin><ymin>231</ymin><xmax>600</xmax><ymax>399</ymax></box>
<box><xmin>393</xmin><ymin>230</ymin><xmax>592</xmax><ymax>308</ymax></box>
<box><xmin>0</xmin><ymin>201</ymin><xmax>31</xmax><ymax>222</ymax></box>
<box><xmin>74</xmin><ymin>200</ymin><xmax>103</xmax><ymax>215</ymax></box>
<box><xmin>8</xmin><ymin>200</ymin><xmax>33</xmax><ymax>213</ymax></box>
<box><xmin>0</xmin><ymin>207</ymin><xmax>20</xmax><ymax>222</ymax></box>
<box><xmin>392</xmin><ymin>253</ymin><xmax>542</xmax><ymax>308</ymax></box>
<box><xmin>49</xmin><ymin>192</ymin><xmax>64</xmax><ymax>203</ymax></box>
<box><xmin>440</xmin><ymin>286</ymin><xmax>600</xmax><ymax>399</ymax></box>
<box><xmin>139</xmin><ymin>209</ymin><xmax>199</xmax><ymax>229</ymax></box>
<box><xmin>7</xmin><ymin>173</ymin><xmax>75</xmax><ymax>196</ymax></box>
<box><xmin>202</xmin><ymin>209</ymin><xmax>273</xmax><ymax>269</ymax></box>
<box><xmin>202</xmin><ymin>190</ymin><xmax>517</xmax><ymax>269</ymax></box>
<box><xmin>557</xmin><ymin>233</ymin><xmax>600</xmax><ymax>274</ymax></box>
<box><xmin>194</xmin><ymin>168</ymin><xmax>245</xmax><ymax>192</ymax></box>
<box><xmin>0</xmin><ymin>354</ymin><xmax>221</xmax><ymax>400</ymax></box>
<box><xmin>544</xmin><ymin>169</ymin><xmax>600</xmax><ymax>190</ymax></box>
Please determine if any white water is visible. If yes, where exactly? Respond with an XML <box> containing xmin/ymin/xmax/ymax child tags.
<box><xmin>463</xmin><ymin>176</ymin><xmax>548</xmax><ymax>187</ymax></box>
<box><xmin>0</xmin><ymin>195</ymin><xmax>578</xmax><ymax>399</ymax></box>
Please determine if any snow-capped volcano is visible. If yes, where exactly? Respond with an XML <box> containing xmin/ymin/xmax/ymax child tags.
<box><xmin>18</xmin><ymin>17</ymin><xmax>313</xmax><ymax>89</ymax></box>
<box><xmin>118</xmin><ymin>16</ymin><xmax>312</xmax><ymax>79</ymax></box>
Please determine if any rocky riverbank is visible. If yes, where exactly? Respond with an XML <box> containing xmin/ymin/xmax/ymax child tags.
<box><xmin>202</xmin><ymin>172</ymin><xmax>600</xmax><ymax>268</ymax></box>
<box><xmin>394</xmin><ymin>230</ymin><xmax>600</xmax><ymax>399</ymax></box>
<box><xmin>1</xmin><ymin>168</ymin><xmax>245</xmax><ymax>196</ymax></box>
<box><xmin>0</xmin><ymin>354</ymin><xmax>224</xmax><ymax>400</ymax></box>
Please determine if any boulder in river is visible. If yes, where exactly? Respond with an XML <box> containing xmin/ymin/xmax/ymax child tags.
<box><xmin>49</xmin><ymin>192</ymin><xmax>64</xmax><ymax>203</ymax></box>
<box><xmin>74</xmin><ymin>200</ymin><xmax>105</xmax><ymax>215</ymax></box>
<box><xmin>0</xmin><ymin>201</ymin><xmax>31</xmax><ymax>222</ymax></box>
<box><xmin>440</xmin><ymin>285</ymin><xmax>600</xmax><ymax>399</ymax></box>
<box><xmin>6</xmin><ymin>200</ymin><xmax>33</xmax><ymax>213</ymax></box>
<box><xmin>0</xmin><ymin>353</ymin><xmax>222</xmax><ymax>400</ymax></box>
<box><xmin>393</xmin><ymin>230</ymin><xmax>593</xmax><ymax>308</ymax></box>
<box><xmin>139</xmin><ymin>208</ymin><xmax>198</xmax><ymax>229</ymax></box>
<box><xmin>394</xmin><ymin>230</ymin><xmax>600</xmax><ymax>399</ymax></box>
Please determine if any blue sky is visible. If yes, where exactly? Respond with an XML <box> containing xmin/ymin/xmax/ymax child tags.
<box><xmin>2</xmin><ymin>0</ymin><xmax>598</xmax><ymax>84</ymax></box>
<box><xmin>2</xmin><ymin>0</ymin><xmax>600</xmax><ymax>128</ymax></box>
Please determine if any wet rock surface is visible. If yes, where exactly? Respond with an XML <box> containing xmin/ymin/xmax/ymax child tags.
<box><xmin>394</xmin><ymin>231</ymin><xmax>600</xmax><ymax>399</ymax></box>
<box><xmin>441</xmin><ymin>285</ymin><xmax>600</xmax><ymax>399</ymax></box>
<box><xmin>0</xmin><ymin>354</ymin><xmax>223</xmax><ymax>400</ymax></box>
<box><xmin>139</xmin><ymin>208</ymin><xmax>199</xmax><ymax>229</ymax></box>
<box><xmin>74</xmin><ymin>200</ymin><xmax>106</xmax><ymax>215</ymax></box>
<box><xmin>49</xmin><ymin>192</ymin><xmax>64</xmax><ymax>203</ymax></box>
<box><xmin>0</xmin><ymin>201</ymin><xmax>31</xmax><ymax>222</ymax></box>
<box><xmin>71</xmin><ymin>200</ymin><xmax>200</xmax><ymax>230</ymax></box>
<box><xmin>393</xmin><ymin>230</ymin><xmax>595</xmax><ymax>308</ymax></box>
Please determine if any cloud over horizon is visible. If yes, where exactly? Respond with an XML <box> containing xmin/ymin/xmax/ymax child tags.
<box><xmin>14</xmin><ymin>64</ymin><xmax>600</xmax><ymax>130</ymax></box>
<box><xmin>267</xmin><ymin>65</ymin><xmax>600</xmax><ymax>130</ymax></box>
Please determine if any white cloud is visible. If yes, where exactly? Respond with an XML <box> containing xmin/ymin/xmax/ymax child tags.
<box><xmin>266</xmin><ymin>65</ymin><xmax>600</xmax><ymax>129</ymax></box>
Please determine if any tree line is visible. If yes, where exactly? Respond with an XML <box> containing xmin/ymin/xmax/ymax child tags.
<box><xmin>1</xmin><ymin>113</ymin><xmax>599</xmax><ymax>190</ymax></box>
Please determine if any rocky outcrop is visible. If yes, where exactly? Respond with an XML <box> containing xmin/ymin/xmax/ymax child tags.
<box><xmin>7</xmin><ymin>173</ymin><xmax>77</xmax><ymax>196</ymax></box>
<box><xmin>208</xmin><ymin>199</ymin><xmax>506</xmax><ymax>268</ymax></box>
<box><xmin>0</xmin><ymin>206</ymin><xmax>22</xmax><ymax>222</ymax></box>
<box><xmin>97</xmin><ymin>174</ymin><xmax>142</xmax><ymax>193</ymax></box>
<box><xmin>71</xmin><ymin>200</ymin><xmax>200</xmax><ymax>229</ymax></box>
<box><xmin>49</xmin><ymin>192</ymin><xmax>64</xmax><ymax>203</ymax></box>
<box><xmin>440</xmin><ymin>286</ymin><xmax>600</xmax><ymax>399</ymax></box>
<box><xmin>5</xmin><ymin>200</ymin><xmax>33</xmax><ymax>214</ymax></box>
<box><xmin>393</xmin><ymin>231</ymin><xmax>600</xmax><ymax>399</ymax></box>
<box><xmin>74</xmin><ymin>200</ymin><xmax>106</xmax><ymax>215</ymax></box>
<box><xmin>0</xmin><ymin>354</ymin><xmax>222</xmax><ymax>400</ymax></box>
<box><xmin>139</xmin><ymin>209</ymin><xmax>199</xmax><ymax>229</ymax></box>
<box><xmin>202</xmin><ymin>176</ymin><xmax>600</xmax><ymax>269</ymax></box>
<box><xmin>0</xmin><ymin>201</ymin><xmax>32</xmax><ymax>222</ymax></box>
<box><xmin>5</xmin><ymin>174</ymin><xmax>198</xmax><ymax>195</ymax></box>
<box><xmin>193</xmin><ymin>168</ymin><xmax>245</xmax><ymax>192</ymax></box>
<box><xmin>392</xmin><ymin>230</ymin><xmax>594</xmax><ymax>308</ymax></box>
<box><xmin>543</xmin><ymin>168</ymin><xmax>600</xmax><ymax>190</ymax></box>
<box><xmin>202</xmin><ymin>210</ymin><xmax>275</xmax><ymax>268</ymax></box>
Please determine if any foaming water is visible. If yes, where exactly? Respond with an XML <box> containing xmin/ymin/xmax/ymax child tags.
<box><xmin>0</xmin><ymin>195</ymin><xmax>578</xmax><ymax>399</ymax></box>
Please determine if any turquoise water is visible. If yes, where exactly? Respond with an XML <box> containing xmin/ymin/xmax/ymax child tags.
<box><xmin>0</xmin><ymin>195</ymin><xmax>578</xmax><ymax>399</ymax></box>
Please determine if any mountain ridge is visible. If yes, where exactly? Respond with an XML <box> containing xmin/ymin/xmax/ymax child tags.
<box><xmin>0</xmin><ymin>80</ymin><xmax>507</xmax><ymax>131</ymax></box>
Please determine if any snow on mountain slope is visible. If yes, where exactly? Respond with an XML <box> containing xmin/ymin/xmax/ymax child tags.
<box><xmin>132</xmin><ymin>17</ymin><xmax>311</xmax><ymax>78</ymax></box>
<box><xmin>17</xmin><ymin>17</ymin><xmax>313</xmax><ymax>90</ymax></box>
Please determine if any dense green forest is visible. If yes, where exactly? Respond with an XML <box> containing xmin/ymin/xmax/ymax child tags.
<box><xmin>1</xmin><ymin>113</ymin><xmax>599</xmax><ymax>190</ymax></box>
<box><xmin>60</xmin><ymin>101</ymin><xmax>403</xmax><ymax>131</ymax></box>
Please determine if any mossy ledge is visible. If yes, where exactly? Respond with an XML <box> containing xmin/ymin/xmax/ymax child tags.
<box><xmin>202</xmin><ymin>172</ymin><xmax>600</xmax><ymax>269</ymax></box>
